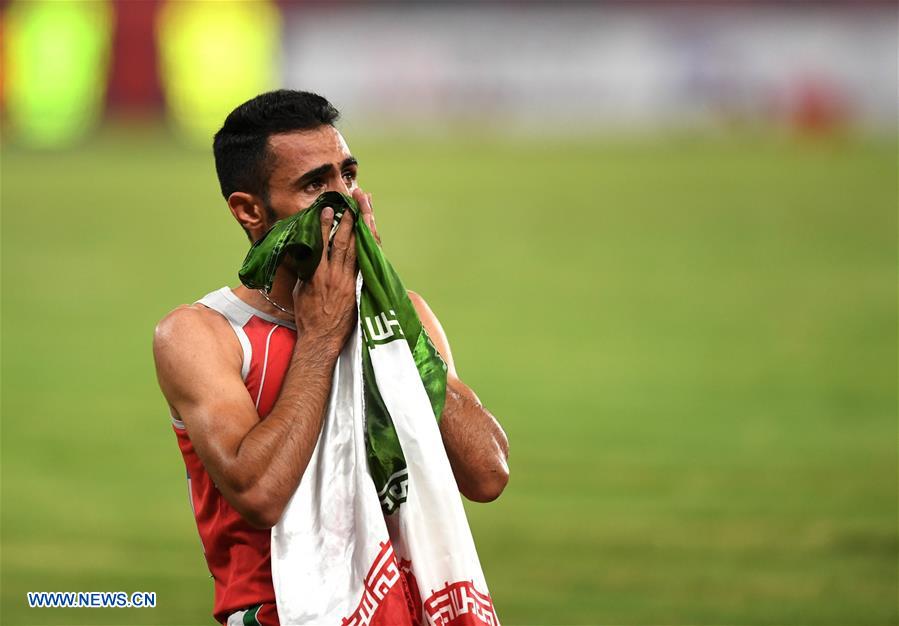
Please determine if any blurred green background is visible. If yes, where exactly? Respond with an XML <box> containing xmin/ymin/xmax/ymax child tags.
<box><xmin>2</xmin><ymin>128</ymin><xmax>896</xmax><ymax>625</ymax></box>
<box><xmin>2</xmin><ymin>0</ymin><xmax>897</xmax><ymax>624</ymax></box>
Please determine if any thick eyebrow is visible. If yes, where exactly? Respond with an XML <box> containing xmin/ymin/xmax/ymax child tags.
<box><xmin>293</xmin><ymin>157</ymin><xmax>358</xmax><ymax>188</ymax></box>
<box><xmin>293</xmin><ymin>163</ymin><xmax>333</xmax><ymax>188</ymax></box>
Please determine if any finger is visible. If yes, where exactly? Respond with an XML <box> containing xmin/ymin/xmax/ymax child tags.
<box><xmin>291</xmin><ymin>278</ymin><xmax>305</xmax><ymax>303</ymax></box>
<box><xmin>356</xmin><ymin>190</ymin><xmax>380</xmax><ymax>244</ymax></box>
<box><xmin>319</xmin><ymin>206</ymin><xmax>334</xmax><ymax>266</ymax></box>
<box><xmin>353</xmin><ymin>187</ymin><xmax>369</xmax><ymax>218</ymax></box>
<box><xmin>331</xmin><ymin>209</ymin><xmax>354</xmax><ymax>266</ymax></box>
<box><xmin>344</xmin><ymin>229</ymin><xmax>357</xmax><ymax>271</ymax></box>
<box><xmin>369</xmin><ymin>219</ymin><xmax>380</xmax><ymax>245</ymax></box>
<box><xmin>353</xmin><ymin>188</ymin><xmax>372</xmax><ymax>223</ymax></box>
<box><xmin>366</xmin><ymin>193</ymin><xmax>381</xmax><ymax>244</ymax></box>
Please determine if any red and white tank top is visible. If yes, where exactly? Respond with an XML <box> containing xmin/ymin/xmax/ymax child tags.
<box><xmin>171</xmin><ymin>286</ymin><xmax>297</xmax><ymax>625</ymax></box>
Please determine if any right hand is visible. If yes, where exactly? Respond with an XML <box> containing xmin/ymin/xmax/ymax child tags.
<box><xmin>291</xmin><ymin>206</ymin><xmax>357</xmax><ymax>351</ymax></box>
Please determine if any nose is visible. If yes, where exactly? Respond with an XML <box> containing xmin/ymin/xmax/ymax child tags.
<box><xmin>333</xmin><ymin>173</ymin><xmax>352</xmax><ymax>197</ymax></box>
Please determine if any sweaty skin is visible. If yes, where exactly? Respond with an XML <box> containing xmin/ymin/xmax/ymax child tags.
<box><xmin>153</xmin><ymin>126</ymin><xmax>509</xmax><ymax>529</ymax></box>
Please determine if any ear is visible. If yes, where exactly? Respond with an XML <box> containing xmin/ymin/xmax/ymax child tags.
<box><xmin>228</xmin><ymin>192</ymin><xmax>269</xmax><ymax>241</ymax></box>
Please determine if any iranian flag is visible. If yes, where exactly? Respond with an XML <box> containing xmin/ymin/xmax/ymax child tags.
<box><xmin>239</xmin><ymin>192</ymin><xmax>499</xmax><ymax>626</ymax></box>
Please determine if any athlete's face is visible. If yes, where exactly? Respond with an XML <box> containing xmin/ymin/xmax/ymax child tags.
<box><xmin>228</xmin><ymin>125</ymin><xmax>358</xmax><ymax>243</ymax></box>
<box><xmin>264</xmin><ymin>126</ymin><xmax>358</xmax><ymax>223</ymax></box>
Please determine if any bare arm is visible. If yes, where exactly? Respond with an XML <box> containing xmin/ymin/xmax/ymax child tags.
<box><xmin>353</xmin><ymin>190</ymin><xmax>508</xmax><ymax>501</ymax></box>
<box><xmin>153</xmin><ymin>208</ymin><xmax>358</xmax><ymax>529</ymax></box>
<box><xmin>409</xmin><ymin>291</ymin><xmax>510</xmax><ymax>502</ymax></box>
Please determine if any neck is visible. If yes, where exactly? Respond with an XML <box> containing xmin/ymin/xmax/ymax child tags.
<box><xmin>238</xmin><ymin>264</ymin><xmax>297</xmax><ymax>323</ymax></box>
<box><xmin>267</xmin><ymin>265</ymin><xmax>297</xmax><ymax>310</ymax></box>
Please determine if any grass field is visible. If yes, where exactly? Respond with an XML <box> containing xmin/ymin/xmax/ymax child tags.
<box><xmin>1</xmin><ymin>127</ymin><xmax>896</xmax><ymax>626</ymax></box>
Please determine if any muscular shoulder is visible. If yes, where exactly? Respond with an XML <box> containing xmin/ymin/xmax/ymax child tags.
<box><xmin>154</xmin><ymin>303</ymin><xmax>230</xmax><ymax>349</ymax></box>
<box><xmin>153</xmin><ymin>303</ymin><xmax>241</xmax><ymax>376</ymax></box>
<box><xmin>407</xmin><ymin>290</ymin><xmax>457</xmax><ymax>376</ymax></box>
<box><xmin>407</xmin><ymin>290</ymin><xmax>436</xmax><ymax>333</ymax></box>
<box><xmin>407</xmin><ymin>290</ymin><xmax>427</xmax><ymax>315</ymax></box>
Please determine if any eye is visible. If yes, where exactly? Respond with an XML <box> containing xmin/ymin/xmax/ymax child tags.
<box><xmin>342</xmin><ymin>169</ymin><xmax>356</xmax><ymax>184</ymax></box>
<box><xmin>303</xmin><ymin>180</ymin><xmax>325</xmax><ymax>194</ymax></box>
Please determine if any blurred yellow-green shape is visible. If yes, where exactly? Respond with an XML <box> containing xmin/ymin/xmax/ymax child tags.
<box><xmin>2</xmin><ymin>0</ymin><xmax>112</xmax><ymax>148</ymax></box>
<box><xmin>156</xmin><ymin>0</ymin><xmax>281</xmax><ymax>146</ymax></box>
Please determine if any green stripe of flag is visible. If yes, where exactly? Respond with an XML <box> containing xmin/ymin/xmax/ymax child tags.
<box><xmin>242</xmin><ymin>604</ymin><xmax>261</xmax><ymax>626</ymax></box>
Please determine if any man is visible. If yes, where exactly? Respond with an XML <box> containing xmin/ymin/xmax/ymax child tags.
<box><xmin>152</xmin><ymin>90</ymin><xmax>510</xmax><ymax>626</ymax></box>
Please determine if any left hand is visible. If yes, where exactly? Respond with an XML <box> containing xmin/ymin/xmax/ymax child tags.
<box><xmin>352</xmin><ymin>188</ymin><xmax>381</xmax><ymax>245</ymax></box>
